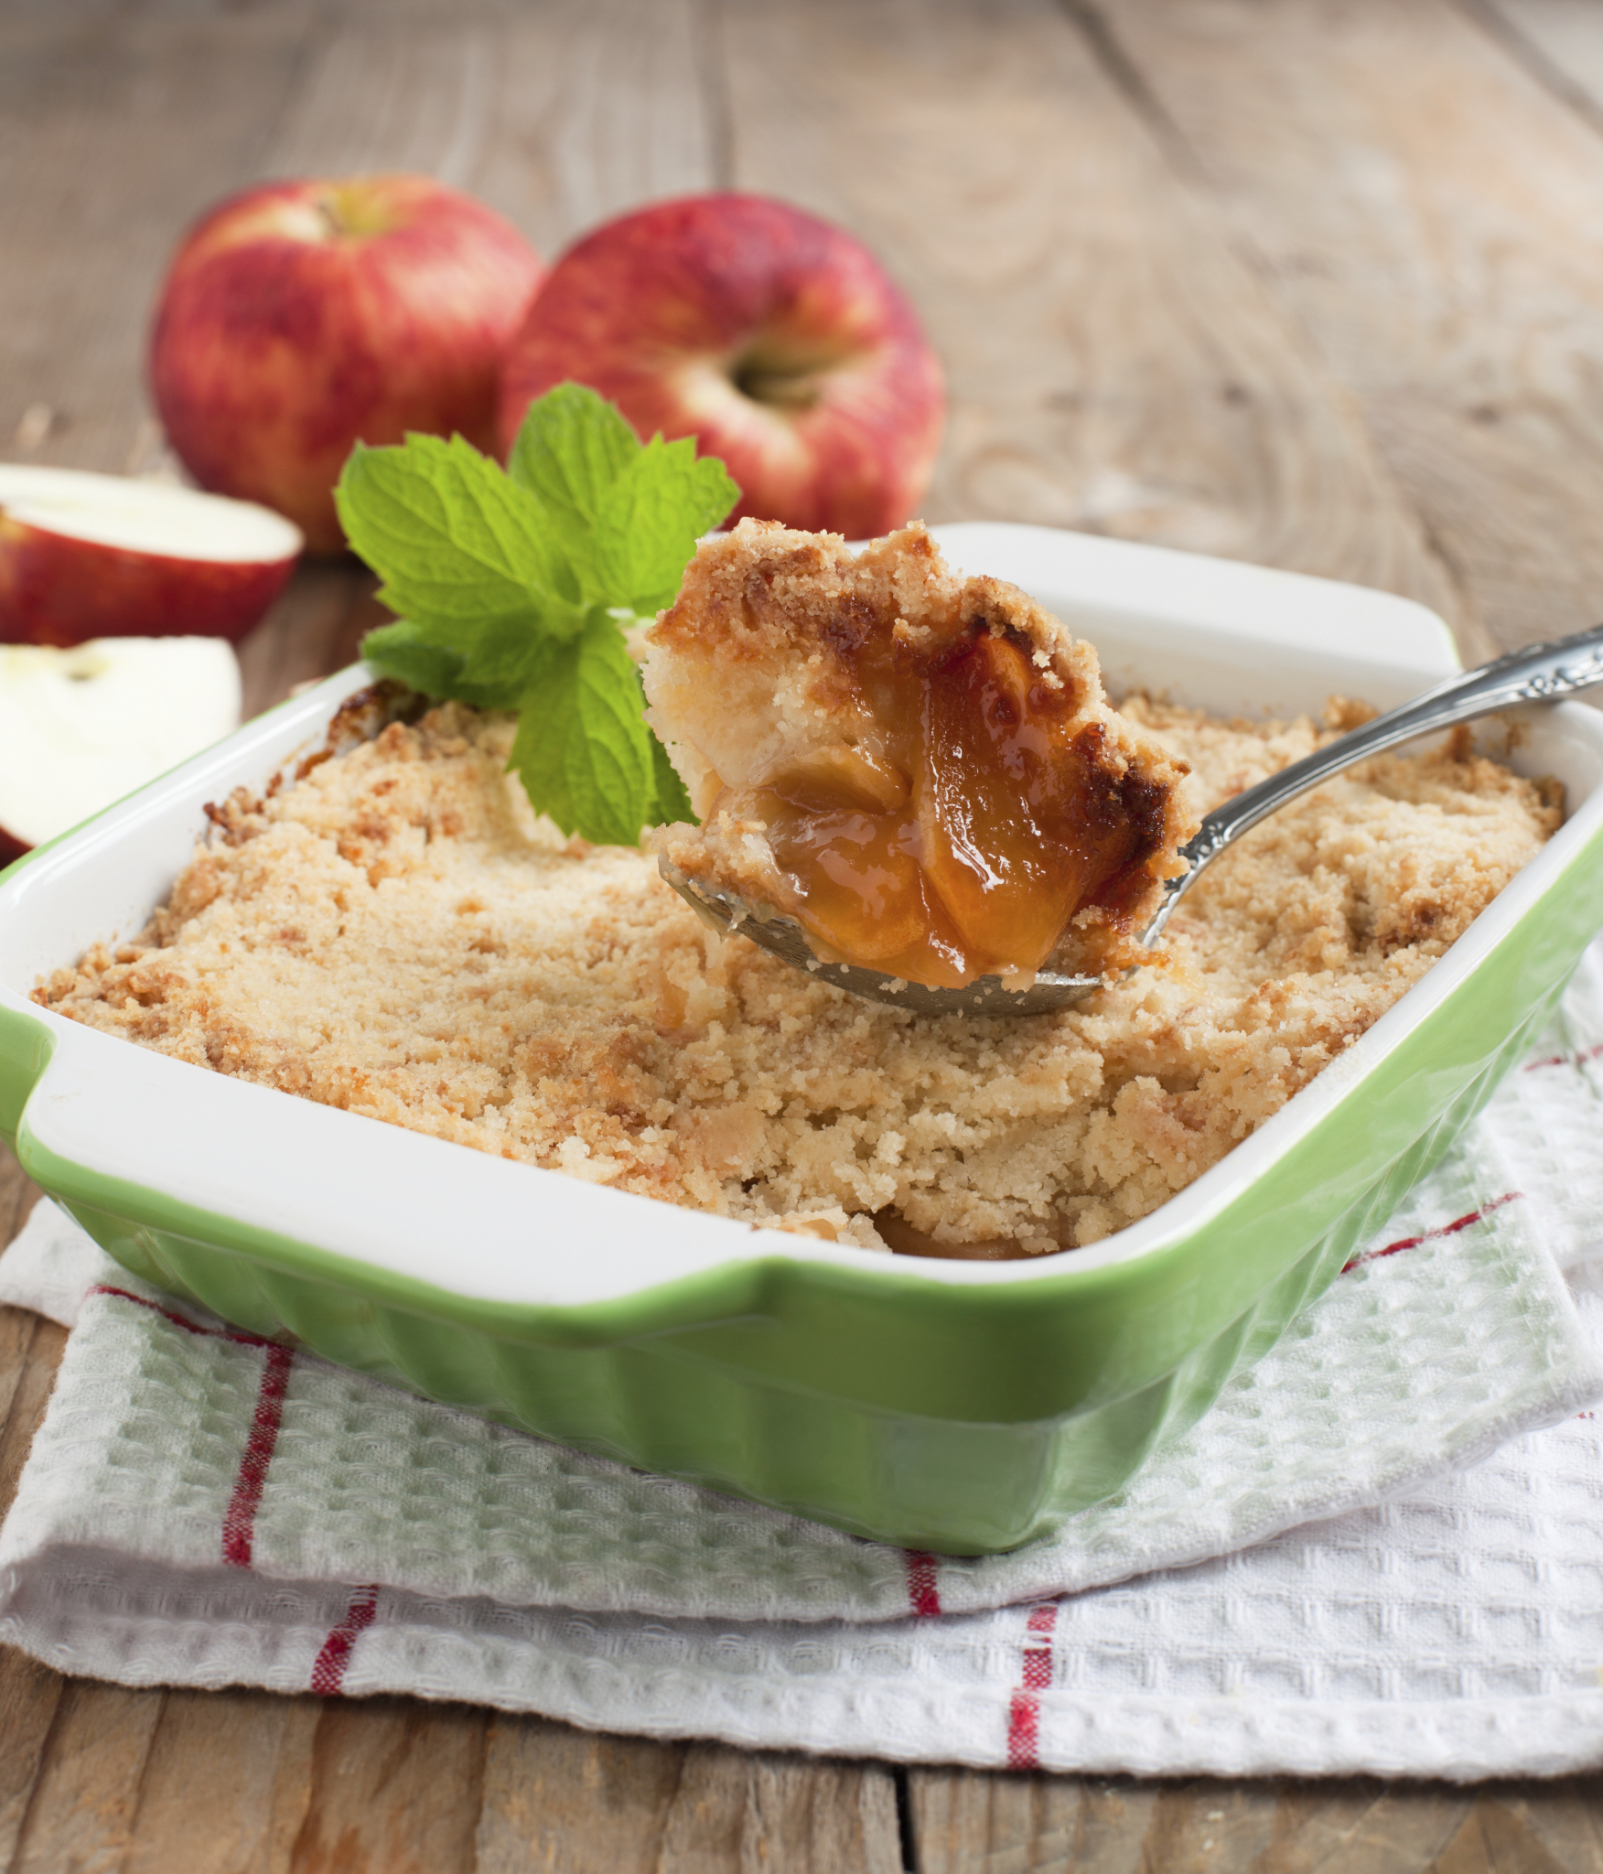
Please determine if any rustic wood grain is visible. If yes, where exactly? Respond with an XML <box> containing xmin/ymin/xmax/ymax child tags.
<box><xmin>0</xmin><ymin>1145</ymin><xmax>39</xmax><ymax>1254</ymax></box>
<box><xmin>477</xmin><ymin>1720</ymin><xmax>903</xmax><ymax>1873</ymax></box>
<box><xmin>475</xmin><ymin>1717</ymin><xmax>690</xmax><ymax>1874</ymax></box>
<box><xmin>0</xmin><ymin>1650</ymin><xmax>63</xmax><ymax>1874</ymax></box>
<box><xmin>123</xmin><ymin>1690</ymin><xmax>321</xmax><ymax>1874</ymax></box>
<box><xmin>0</xmin><ymin>1316</ymin><xmax>63</xmax><ymax>1531</ymax></box>
<box><xmin>1094</xmin><ymin>0</ymin><xmax>1603</xmax><ymax>655</ymax></box>
<box><xmin>651</xmin><ymin>1745</ymin><xmax>903</xmax><ymax>1873</ymax></box>
<box><xmin>0</xmin><ymin>6</ymin><xmax>312</xmax><ymax>475</ymax></box>
<box><xmin>911</xmin><ymin>1769</ymin><xmax>1603</xmax><ymax>1872</ymax></box>
<box><xmin>250</xmin><ymin>0</ymin><xmax>716</xmax><ymax>260</ymax></box>
<box><xmin>1477</xmin><ymin>0</ymin><xmax>1603</xmax><ymax>132</ymax></box>
<box><xmin>235</xmin><ymin>565</ymin><xmax>385</xmax><ymax>723</ymax></box>
<box><xmin>2</xmin><ymin>1</ymin><xmax>1603</xmax><ymax>1867</ymax></box>
<box><xmin>718</xmin><ymin>0</ymin><xmax>1479</xmax><ymax>651</ymax></box>
<box><xmin>0</xmin><ymin>1299</ymin><xmax>64</xmax><ymax>1874</ymax></box>
<box><xmin>10</xmin><ymin>1680</ymin><xmax>168</xmax><ymax>1874</ymax></box>
<box><xmin>283</xmin><ymin>1697</ymin><xmax>490</xmax><ymax>1874</ymax></box>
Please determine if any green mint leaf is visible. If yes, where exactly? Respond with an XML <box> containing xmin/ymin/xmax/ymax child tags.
<box><xmin>361</xmin><ymin>620</ymin><xmax>468</xmax><ymax>701</ymax></box>
<box><xmin>591</xmin><ymin>436</ymin><xmax>742</xmax><ymax>615</ymax></box>
<box><xmin>506</xmin><ymin>382</ymin><xmax>641</xmax><ymax>535</ymax></box>
<box><xmin>508</xmin><ymin>614</ymin><xmax>658</xmax><ymax>847</ymax></box>
<box><xmin>337</xmin><ymin>434</ymin><xmax>585</xmax><ymax>648</ymax></box>
<box><xmin>650</xmin><ymin>717</ymin><xmax>697</xmax><ymax>826</ymax></box>
<box><xmin>341</xmin><ymin>386</ymin><xmax>735</xmax><ymax>844</ymax></box>
<box><xmin>506</xmin><ymin>384</ymin><xmax>740</xmax><ymax>613</ymax></box>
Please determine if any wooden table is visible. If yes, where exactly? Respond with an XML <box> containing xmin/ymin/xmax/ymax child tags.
<box><xmin>4</xmin><ymin>0</ymin><xmax>1603</xmax><ymax>1865</ymax></box>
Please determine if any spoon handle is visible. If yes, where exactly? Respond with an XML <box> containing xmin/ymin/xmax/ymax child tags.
<box><xmin>1144</xmin><ymin>619</ymin><xmax>1603</xmax><ymax>941</ymax></box>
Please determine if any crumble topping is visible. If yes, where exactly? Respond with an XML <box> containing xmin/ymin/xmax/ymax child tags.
<box><xmin>644</xmin><ymin>521</ymin><xmax>1197</xmax><ymax>987</ymax></box>
<box><xmin>34</xmin><ymin>694</ymin><xmax>1560</xmax><ymax>1255</ymax></box>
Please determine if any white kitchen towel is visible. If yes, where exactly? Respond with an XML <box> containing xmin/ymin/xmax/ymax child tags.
<box><xmin>5</xmin><ymin>946</ymin><xmax>1603</xmax><ymax>1776</ymax></box>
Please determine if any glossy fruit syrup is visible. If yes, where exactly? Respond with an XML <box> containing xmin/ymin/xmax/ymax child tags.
<box><xmin>720</xmin><ymin>622</ymin><xmax>1174</xmax><ymax>987</ymax></box>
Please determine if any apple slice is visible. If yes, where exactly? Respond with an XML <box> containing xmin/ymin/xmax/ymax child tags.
<box><xmin>0</xmin><ymin>465</ymin><xmax>301</xmax><ymax>648</ymax></box>
<box><xmin>0</xmin><ymin>636</ymin><xmax>241</xmax><ymax>866</ymax></box>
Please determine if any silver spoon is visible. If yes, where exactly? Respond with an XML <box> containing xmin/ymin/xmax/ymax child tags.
<box><xmin>662</xmin><ymin>621</ymin><xmax>1603</xmax><ymax>1016</ymax></box>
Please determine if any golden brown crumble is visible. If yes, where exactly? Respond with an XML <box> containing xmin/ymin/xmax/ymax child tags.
<box><xmin>35</xmin><ymin>699</ymin><xmax>1559</xmax><ymax>1254</ymax></box>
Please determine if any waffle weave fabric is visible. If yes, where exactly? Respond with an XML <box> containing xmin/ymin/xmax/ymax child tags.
<box><xmin>4</xmin><ymin>951</ymin><xmax>1603</xmax><ymax>1776</ymax></box>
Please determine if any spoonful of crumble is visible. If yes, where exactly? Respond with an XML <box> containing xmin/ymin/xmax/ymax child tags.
<box><xmin>334</xmin><ymin>396</ymin><xmax>1603</xmax><ymax>1019</ymax></box>
<box><xmin>644</xmin><ymin>521</ymin><xmax>1603</xmax><ymax>1016</ymax></box>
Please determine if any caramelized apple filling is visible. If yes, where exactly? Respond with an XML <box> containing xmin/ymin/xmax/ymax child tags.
<box><xmin>643</xmin><ymin>520</ymin><xmax>1196</xmax><ymax>990</ymax></box>
<box><xmin>713</xmin><ymin>628</ymin><xmax>1175</xmax><ymax>986</ymax></box>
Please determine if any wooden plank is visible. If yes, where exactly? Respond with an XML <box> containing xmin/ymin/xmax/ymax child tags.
<box><xmin>123</xmin><ymin>1690</ymin><xmax>321</xmax><ymax>1874</ymax></box>
<box><xmin>911</xmin><ymin>1770</ymin><xmax>1603</xmax><ymax>1872</ymax></box>
<box><xmin>1476</xmin><ymin>0</ymin><xmax>1603</xmax><ymax>128</ymax></box>
<box><xmin>0</xmin><ymin>1303</ymin><xmax>44</xmax><ymax>1503</ymax></box>
<box><xmin>0</xmin><ymin>7</ymin><xmax>314</xmax><ymax>474</ymax></box>
<box><xmin>474</xmin><ymin>1716</ymin><xmax>690</xmax><ymax>1873</ymax></box>
<box><xmin>911</xmin><ymin>1769</ymin><xmax>1161</xmax><ymax>1872</ymax></box>
<box><xmin>475</xmin><ymin>1719</ymin><xmax>904</xmax><ymax>1873</ymax></box>
<box><xmin>256</xmin><ymin>0</ymin><xmax>715</xmax><ymax>260</ymax></box>
<box><xmin>1095</xmin><ymin>0</ymin><xmax>1603</xmax><ymax>654</ymax></box>
<box><xmin>4</xmin><ymin>1</ymin><xmax>1599</xmax><ymax>1865</ymax></box>
<box><xmin>235</xmin><ymin>565</ymin><xmax>387</xmax><ymax>723</ymax></box>
<box><xmin>0</xmin><ymin>1649</ymin><xmax>65</xmax><ymax>1873</ymax></box>
<box><xmin>480</xmin><ymin>0</ymin><xmax>718</xmax><ymax>250</ymax></box>
<box><xmin>0</xmin><ymin>1316</ymin><xmax>64</xmax><ymax>1527</ymax></box>
<box><xmin>283</xmin><ymin>1695</ymin><xmax>489</xmax><ymax>1874</ymax></box>
<box><xmin>1491</xmin><ymin>1781</ymin><xmax>1603</xmax><ymax>1873</ymax></box>
<box><xmin>653</xmin><ymin>1744</ymin><xmax>903</xmax><ymax>1874</ymax></box>
<box><xmin>718</xmin><ymin>0</ymin><xmax>1476</xmax><ymax>651</ymax></box>
<box><xmin>0</xmin><ymin>1142</ymin><xmax>40</xmax><ymax>1250</ymax></box>
<box><xmin>9</xmin><ymin>1679</ymin><xmax>168</xmax><ymax>1874</ymax></box>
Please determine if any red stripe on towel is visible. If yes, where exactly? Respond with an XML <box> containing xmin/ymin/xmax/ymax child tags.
<box><xmin>222</xmin><ymin>1342</ymin><xmax>294</xmax><ymax>1569</ymax></box>
<box><xmin>1524</xmin><ymin>1042</ymin><xmax>1603</xmax><ymax>1072</ymax></box>
<box><xmin>310</xmin><ymin>1584</ymin><xmax>381</xmax><ymax>1696</ymax></box>
<box><xmin>1006</xmin><ymin>1603</ymin><xmax>1059</xmax><ymax>1770</ymax></box>
<box><xmin>88</xmin><ymin>1284</ymin><xmax>276</xmax><ymax>1349</ymax></box>
<box><xmin>905</xmin><ymin>1551</ymin><xmax>942</xmax><ymax>1618</ymax></box>
<box><xmin>86</xmin><ymin>1286</ymin><xmax>294</xmax><ymax>1570</ymax></box>
<box><xmin>1340</xmin><ymin>1192</ymin><xmax>1522</xmax><ymax>1274</ymax></box>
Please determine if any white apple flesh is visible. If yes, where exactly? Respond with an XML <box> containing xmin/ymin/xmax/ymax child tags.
<box><xmin>0</xmin><ymin>466</ymin><xmax>302</xmax><ymax>648</ymax></box>
<box><xmin>0</xmin><ymin>636</ymin><xmax>241</xmax><ymax>866</ymax></box>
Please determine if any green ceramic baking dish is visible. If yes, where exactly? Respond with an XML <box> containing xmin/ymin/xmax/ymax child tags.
<box><xmin>4</xmin><ymin>522</ymin><xmax>1602</xmax><ymax>1555</ymax></box>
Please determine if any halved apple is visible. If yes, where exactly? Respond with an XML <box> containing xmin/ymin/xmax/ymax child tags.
<box><xmin>0</xmin><ymin>465</ymin><xmax>301</xmax><ymax>648</ymax></box>
<box><xmin>0</xmin><ymin>636</ymin><xmax>241</xmax><ymax>865</ymax></box>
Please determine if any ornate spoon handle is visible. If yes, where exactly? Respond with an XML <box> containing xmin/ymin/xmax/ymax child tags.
<box><xmin>1144</xmin><ymin>620</ymin><xmax>1603</xmax><ymax>943</ymax></box>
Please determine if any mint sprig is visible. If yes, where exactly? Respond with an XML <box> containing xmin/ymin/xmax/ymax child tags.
<box><xmin>335</xmin><ymin>383</ymin><xmax>738</xmax><ymax>844</ymax></box>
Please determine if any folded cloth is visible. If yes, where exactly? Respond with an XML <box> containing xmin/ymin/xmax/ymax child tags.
<box><xmin>5</xmin><ymin>949</ymin><xmax>1603</xmax><ymax>1778</ymax></box>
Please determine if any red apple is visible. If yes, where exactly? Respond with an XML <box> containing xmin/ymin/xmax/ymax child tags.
<box><xmin>496</xmin><ymin>194</ymin><xmax>945</xmax><ymax>538</ymax></box>
<box><xmin>0</xmin><ymin>465</ymin><xmax>301</xmax><ymax>647</ymax></box>
<box><xmin>149</xmin><ymin>174</ymin><xmax>545</xmax><ymax>554</ymax></box>
<box><xmin>0</xmin><ymin>636</ymin><xmax>241</xmax><ymax>866</ymax></box>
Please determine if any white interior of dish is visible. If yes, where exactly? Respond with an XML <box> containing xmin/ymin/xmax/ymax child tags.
<box><xmin>4</xmin><ymin>522</ymin><xmax>1603</xmax><ymax>1307</ymax></box>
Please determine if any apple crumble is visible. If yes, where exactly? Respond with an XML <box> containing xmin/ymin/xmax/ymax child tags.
<box><xmin>36</xmin><ymin>691</ymin><xmax>1560</xmax><ymax>1254</ymax></box>
<box><xmin>645</xmin><ymin>521</ymin><xmax>1197</xmax><ymax>988</ymax></box>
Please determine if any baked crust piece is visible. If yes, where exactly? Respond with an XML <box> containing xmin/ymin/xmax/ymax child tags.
<box><xmin>642</xmin><ymin>519</ymin><xmax>1198</xmax><ymax>988</ymax></box>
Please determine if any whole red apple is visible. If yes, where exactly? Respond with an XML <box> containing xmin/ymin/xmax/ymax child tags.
<box><xmin>150</xmin><ymin>174</ymin><xmax>544</xmax><ymax>554</ymax></box>
<box><xmin>496</xmin><ymin>194</ymin><xmax>944</xmax><ymax>538</ymax></box>
<box><xmin>0</xmin><ymin>465</ymin><xmax>301</xmax><ymax>647</ymax></box>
